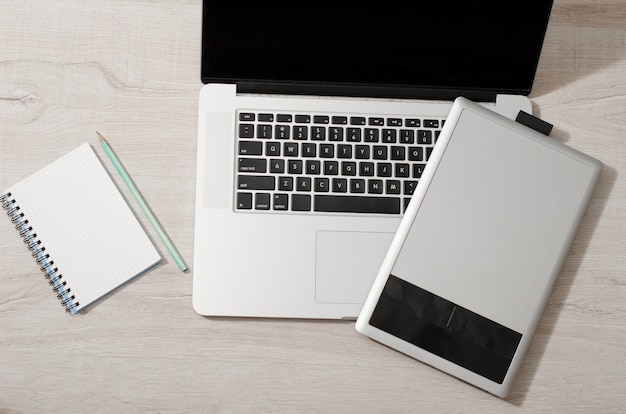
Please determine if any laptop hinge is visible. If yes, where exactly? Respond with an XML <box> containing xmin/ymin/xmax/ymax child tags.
<box><xmin>233</xmin><ymin>81</ymin><xmax>498</xmax><ymax>103</ymax></box>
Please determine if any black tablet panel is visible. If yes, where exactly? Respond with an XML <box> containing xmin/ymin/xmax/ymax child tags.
<box><xmin>369</xmin><ymin>275</ymin><xmax>522</xmax><ymax>383</ymax></box>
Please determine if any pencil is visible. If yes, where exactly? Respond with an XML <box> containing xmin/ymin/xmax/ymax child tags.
<box><xmin>97</xmin><ymin>132</ymin><xmax>188</xmax><ymax>272</ymax></box>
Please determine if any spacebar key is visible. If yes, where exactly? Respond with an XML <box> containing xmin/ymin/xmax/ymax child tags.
<box><xmin>314</xmin><ymin>195</ymin><xmax>400</xmax><ymax>214</ymax></box>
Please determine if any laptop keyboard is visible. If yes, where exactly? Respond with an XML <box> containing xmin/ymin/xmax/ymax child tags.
<box><xmin>235</xmin><ymin>110</ymin><xmax>444</xmax><ymax>215</ymax></box>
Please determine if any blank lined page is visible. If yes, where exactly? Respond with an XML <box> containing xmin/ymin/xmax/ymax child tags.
<box><xmin>4</xmin><ymin>143</ymin><xmax>161</xmax><ymax>313</ymax></box>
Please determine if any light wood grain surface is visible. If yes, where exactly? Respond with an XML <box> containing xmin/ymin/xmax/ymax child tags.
<box><xmin>1</xmin><ymin>1</ymin><xmax>625</xmax><ymax>413</ymax></box>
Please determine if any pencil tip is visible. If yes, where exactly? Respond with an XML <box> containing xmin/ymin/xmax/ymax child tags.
<box><xmin>96</xmin><ymin>131</ymin><xmax>105</xmax><ymax>142</ymax></box>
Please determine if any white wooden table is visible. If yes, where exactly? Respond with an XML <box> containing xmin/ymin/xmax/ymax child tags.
<box><xmin>1</xmin><ymin>1</ymin><xmax>625</xmax><ymax>412</ymax></box>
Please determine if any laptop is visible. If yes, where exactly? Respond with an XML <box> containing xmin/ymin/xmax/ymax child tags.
<box><xmin>193</xmin><ymin>0</ymin><xmax>554</xmax><ymax>319</ymax></box>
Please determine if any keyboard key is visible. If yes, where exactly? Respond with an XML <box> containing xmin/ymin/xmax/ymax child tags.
<box><xmin>413</xmin><ymin>164</ymin><xmax>426</xmax><ymax>178</ymax></box>
<box><xmin>288</xmin><ymin>160</ymin><xmax>303</xmax><ymax>174</ymax></box>
<box><xmin>391</xmin><ymin>146</ymin><xmax>406</xmax><ymax>160</ymax></box>
<box><xmin>313</xmin><ymin>115</ymin><xmax>329</xmax><ymax>124</ymax></box>
<box><xmin>278</xmin><ymin>176</ymin><xmax>293</xmax><ymax>191</ymax></box>
<box><xmin>292</xmin><ymin>194</ymin><xmax>312</xmax><ymax>211</ymax></box>
<box><xmin>373</xmin><ymin>146</ymin><xmax>388</xmax><ymax>160</ymax></box>
<box><xmin>403</xmin><ymin>198</ymin><xmax>412</xmax><ymax>212</ymax></box>
<box><xmin>406</xmin><ymin>118</ymin><xmax>420</xmax><ymax>127</ymax></box>
<box><xmin>293</xmin><ymin>126</ymin><xmax>308</xmax><ymax>140</ymax></box>
<box><xmin>387</xmin><ymin>118</ymin><xmax>402</xmax><ymax>126</ymax></box>
<box><xmin>332</xmin><ymin>116</ymin><xmax>347</xmax><ymax>124</ymax></box>
<box><xmin>320</xmin><ymin>144</ymin><xmax>334</xmax><ymax>158</ymax></box>
<box><xmin>400</xmin><ymin>129</ymin><xmax>415</xmax><ymax>144</ymax></box>
<box><xmin>311</xmin><ymin>126</ymin><xmax>326</xmax><ymax>140</ymax></box>
<box><xmin>284</xmin><ymin>142</ymin><xmax>299</xmax><ymax>156</ymax></box>
<box><xmin>273</xmin><ymin>194</ymin><xmax>289</xmax><ymax>210</ymax></box>
<box><xmin>315</xmin><ymin>178</ymin><xmax>330</xmax><ymax>192</ymax></box>
<box><xmin>295</xmin><ymin>115</ymin><xmax>311</xmax><ymax>123</ymax></box>
<box><xmin>239</xmin><ymin>124</ymin><xmax>254</xmax><ymax>138</ymax></box>
<box><xmin>329</xmin><ymin>127</ymin><xmax>344</xmax><ymax>141</ymax></box>
<box><xmin>314</xmin><ymin>195</ymin><xmax>400</xmax><ymax>214</ymax></box>
<box><xmin>297</xmin><ymin>177</ymin><xmax>312</xmax><ymax>191</ymax></box>
<box><xmin>269</xmin><ymin>159</ymin><xmax>285</xmax><ymax>173</ymax></box>
<box><xmin>355</xmin><ymin>145</ymin><xmax>370</xmax><ymax>159</ymax></box>
<box><xmin>258</xmin><ymin>113</ymin><xmax>274</xmax><ymax>122</ymax></box>
<box><xmin>404</xmin><ymin>181</ymin><xmax>418</xmax><ymax>195</ymax></box>
<box><xmin>368</xmin><ymin>179</ymin><xmax>384</xmax><ymax>194</ymax></box>
<box><xmin>238</xmin><ymin>158</ymin><xmax>267</xmax><ymax>173</ymax></box>
<box><xmin>350</xmin><ymin>179</ymin><xmax>366</xmax><ymax>193</ymax></box>
<box><xmin>324</xmin><ymin>161</ymin><xmax>339</xmax><ymax>175</ymax></box>
<box><xmin>302</xmin><ymin>143</ymin><xmax>317</xmax><ymax>157</ymax></box>
<box><xmin>347</xmin><ymin>128</ymin><xmax>362</xmax><ymax>142</ymax></box>
<box><xmin>408</xmin><ymin>147</ymin><xmax>424</xmax><ymax>161</ymax></box>
<box><xmin>350</xmin><ymin>116</ymin><xmax>366</xmax><ymax>125</ymax></box>
<box><xmin>364</xmin><ymin>128</ymin><xmax>379</xmax><ymax>142</ymax></box>
<box><xmin>239</xmin><ymin>141</ymin><xmax>262</xmax><ymax>155</ymax></box>
<box><xmin>237</xmin><ymin>175</ymin><xmax>275</xmax><ymax>190</ymax></box>
<box><xmin>306</xmin><ymin>160</ymin><xmax>321</xmax><ymax>175</ymax></box>
<box><xmin>360</xmin><ymin>162</ymin><xmax>375</xmax><ymax>176</ymax></box>
<box><xmin>255</xmin><ymin>193</ymin><xmax>271</xmax><ymax>210</ymax></box>
<box><xmin>386</xmin><ymin>180</ymin><xmax>401</xmax><ymax>194</ymax></box>
<box><xmin>239</xmin><ymin>113</ymin><xmax>255</xmax><ymax>121</ymax></box>
<box><xmin>426</xmin><ymin>147</ymin><xmax>434</xmax><ymax>160</ymax></box>
<box><xmin>341</xmin><ymin>161</ymin><xmax>357</xmax><ymax>176</ymax></box>
<box><xmin>275</xmin><ymin>125</ymin><xmax>290</xmax><ymax>139</ymax></box>
<box><xmin>424</xmin><ymin>119</ymin><xmax>439</xmax><ymax>128</ymax></box>
<box><xmin>277</xmin><ymin>114</ymin><xmax>292</xmax><ymax>122</ymax></box>
<box><xmin>418</xmin><ymin>130</ymin><xmax>433</xmax><ymax>144</ymax></box>
<box><xmin>382</xmin><ymin>129</ymin><xmax>397</xmax><ymax>143</ymax></box>
<box><xmin>237</xmin><ymin>193</ymin><xmax>253</xmax><ymax>209</ymax></box>
<box><xmin>265</xmin><ymin>142</ymin><xmax>280</xmax><ymax>156</ymax></box>
<box><xmin>377</xmin><ymin>163</ymin><xmax>392</xmax><ymax>177</ymax></box>
<box><xmin>257</xmin><ymin>124</ymin><xmax>272</xmax><ymax>139</ymax></box>
<box><xmin>368</xmin><ymin>117</ymin><xmax>384</xmax><ymax>126</ymax></box>
<box><xmin>332</xmin><ymin>178</ymin><xmax>348</xmax><ymax>192</ymax></box>
<box><xmin>337</xmin><ymin>144</ymin><xmax>353</xmax><ymax>158</ymax></box>
<box><xmin>395</xmin><ymin>163</ymin><xmax>410</xmax><ymax>177</ymax></box>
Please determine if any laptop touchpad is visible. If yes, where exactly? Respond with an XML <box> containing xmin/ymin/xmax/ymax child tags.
<box><xmin>315</xmin><ymin>231</ymin><xmax>394</xmax><ymax>304</ymax></box>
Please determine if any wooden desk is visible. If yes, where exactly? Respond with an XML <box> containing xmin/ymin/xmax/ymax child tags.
<box><xmin>1</xmin><ymin>1</ymin><xmax>624</xmax><ymax>412</ymax></box>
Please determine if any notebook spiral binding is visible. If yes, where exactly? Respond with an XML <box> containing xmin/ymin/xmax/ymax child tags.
<box><xmin>1</xmin><ymin>192</ymin><xmax>79</xmax><ymax>313</ymax></box>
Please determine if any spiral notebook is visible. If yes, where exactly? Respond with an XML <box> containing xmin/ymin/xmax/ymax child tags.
<box><xmin>1</xmin><ymin>143</ymin><xmax>161</xmax><ymax>314</ymax></box>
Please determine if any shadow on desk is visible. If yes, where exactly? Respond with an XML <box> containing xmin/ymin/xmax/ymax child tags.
<box><xmin>533</xmin><ymin>2</ymin><xmax>626</xmax><ymax>96</ymax></box>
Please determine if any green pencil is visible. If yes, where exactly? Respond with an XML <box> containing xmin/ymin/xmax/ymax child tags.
<box><xmin>97</xmin><ymin>132</ymin><xmax>188</xmax><ymax>272</ymax></box>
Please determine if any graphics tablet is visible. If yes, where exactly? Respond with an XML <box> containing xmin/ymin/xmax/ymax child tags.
<box><xmin>355</xmin><ymin>97</ymin><xmax>602</xmax><ymax>397</ymax></box>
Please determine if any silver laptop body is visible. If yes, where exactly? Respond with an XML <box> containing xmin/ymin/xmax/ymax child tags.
<box><xmin>193</xmin><ymin>1</ymin><xmax>554</xmax><ymax>319</ymax></box>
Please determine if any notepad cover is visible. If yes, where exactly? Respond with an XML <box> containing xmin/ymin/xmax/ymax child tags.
<box><xmin>1</xmin><ymin>143</ymin><xmax>161</xmax><ymax>313</ymax></box>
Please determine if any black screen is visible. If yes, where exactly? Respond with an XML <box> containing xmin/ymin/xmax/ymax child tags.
<box><xmin>201</xmin><ymin>1</ymin><xmax>553</xmax><ymax>99</ymax></box>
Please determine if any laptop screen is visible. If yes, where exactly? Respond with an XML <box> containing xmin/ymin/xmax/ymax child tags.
<box><xmin>201</xmin><ymin>1</ymin><xmax>553</xmax><ymax>100</ymax></box>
